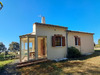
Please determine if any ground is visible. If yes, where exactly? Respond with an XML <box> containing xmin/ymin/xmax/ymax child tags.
<box><xmin>0</xmin><ymin>52</ymin><xmax>15</xmax><ymax>72</ymax></box>
<box><xmin>0</xmin><ymin>52</ymin><xmax>19</xmax><ymax>74</ymax></box>
<box><xmin>0</xmin><ymin>50</ymin><xmax>100</xmax><ymax>75</ymax></box>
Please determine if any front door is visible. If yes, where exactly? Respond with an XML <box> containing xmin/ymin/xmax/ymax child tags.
<box><xmin>41</xmin><ymin>38</ymin><xmax>45</xmax><ymax>56</ymax></box>
<box><xmin>38</xmin><ymin>37</ymin><xmax>47</xmax><ymax>59</ymax></box>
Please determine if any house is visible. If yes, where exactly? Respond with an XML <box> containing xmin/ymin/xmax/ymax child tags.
<box><xmin>67</xmin><ymin>30</ymin><xmax>94</xmax><ymax>54</ymax></box>
<box><xmin>19</xmin><ymin>17</ymin><xmax>94</xmax><ymax>62</ymax></box>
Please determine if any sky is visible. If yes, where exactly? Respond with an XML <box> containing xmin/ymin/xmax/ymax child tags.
<box><xmin>0</xmin><ymin>0</ymin><xmax>100</xmax><ymax>48</ymax></box>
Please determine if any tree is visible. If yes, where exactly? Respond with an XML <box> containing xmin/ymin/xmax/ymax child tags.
<box><xmin>94</xmin><ymin>43</ymin><xmax>96</xmax><ymax>47</ymax></box>
<box><xmin>98</xmin><ymin>39</ymin><xmax>100</xmax><ymax>45</ymax></box>
<box><xmin>0</xmin><ymin>42</ymin><xmax>7</xmax><ymax>52</ymax></box>
<box><xmin>8</xmin><ymin>42</ymin><xmax>20</xmax><ymax>52</ymax></box>
<box><xmin>0</xmin><ymin>2</ymin><xmax>3</xmax><ymax>10</ymax></box>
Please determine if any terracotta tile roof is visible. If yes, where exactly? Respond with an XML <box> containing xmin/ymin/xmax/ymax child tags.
<box><xmin>34</xmin><ymin>22</ymin><xmax>68</xmax><ymax>29</ymax></box>
<box><xmin>19</xmin><ymin>33</ymin><xmax>36</xmax><ymax>37</ymax></box>
<box><xmin>67</xmin><ymin>30</ymin><xmax>94</xmax><ymax>35</ymax></box>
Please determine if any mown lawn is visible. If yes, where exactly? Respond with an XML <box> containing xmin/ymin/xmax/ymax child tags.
<box><xmin>16</xmin><ymin>50</ymin><xmax>100</xmax><ymax>75</ymax></box>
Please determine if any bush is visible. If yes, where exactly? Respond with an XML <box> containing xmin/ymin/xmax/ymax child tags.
<box><xmin>5</xmin><ymin>51</ymin><xmax>8</xmax><ymax>55</ymax></box>
<box><xmin>67</xmin><ymin>47</ymin><xmax>81</xmax><ymax>58</ymax></box>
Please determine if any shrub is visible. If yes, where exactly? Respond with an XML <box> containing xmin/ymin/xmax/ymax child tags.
<box><xmin>67</xmin><ymin>47</ymin><xmax>81</xmax><ymax>58</ymax></box>
<box><xmin>5</xmin><ymin>51</ymin><xmax>8</xmax><ymax>55</ymax></box>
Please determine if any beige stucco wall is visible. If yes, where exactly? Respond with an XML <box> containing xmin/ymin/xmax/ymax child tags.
<box><xmin>68</xmin><ymin>32</ymin><xmax>94</xmax><ymax>54</ymax></box>
<box><xmin>34</xmin><ymin>24</ymin><xmax>67</xmax><ymax>60</ymax></box>
<box><xmin>32</xmin><ymin>24</ymin><xmax>36</xmax><ymax>35</ymax></box>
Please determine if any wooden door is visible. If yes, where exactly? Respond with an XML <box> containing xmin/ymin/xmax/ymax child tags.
<box><xmin>41</xmin><ymin>38</ymin><xmax>45</xmax><ymax>56</ymax></box>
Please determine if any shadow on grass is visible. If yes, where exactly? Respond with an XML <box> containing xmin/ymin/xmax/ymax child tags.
<box><xmin>95</xmin><ymin>50</ymin><xmax>100</xmax><ymax>52</ymax></box>
<box><xmin>64</xmin><ymin>65</ymin><xmax>100</xmax><ymax>75</ymax></box>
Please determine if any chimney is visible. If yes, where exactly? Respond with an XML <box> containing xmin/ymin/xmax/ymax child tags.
<box><xmin>41</xmin><ymin>17</ymin><xmax>45</xmax><ymax>24</ymax></box>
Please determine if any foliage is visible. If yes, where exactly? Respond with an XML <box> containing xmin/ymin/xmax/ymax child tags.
<box><xmin>98</xmin><ymin>39</ymin><xmax>100</xmax><ymax>45</ymax></box>
<box><xmin>0</xmin><ymin>2</ymin><xmax>3</xmax><ymax>10</ymax></box>
<box><xmin>67</xmin><ymin>46</ymin><xmax>81</xmax><ymax>58</ymax></box>
<box><xmin>94</xmin><ymin>39</ymin><xmax>100</xmax><ymax>48</ymax></box>
<box><xmin>94</xmin><ymin>44</ymin><xmax>100</xmax><ymax>48</ymax></box>
<box><xmin>0</xmin><ymin>42</ymin><xmax>7</xmax><ymax>51</ymax></box>
<box><xmin>94</xmin><ymin>43</ymin><xmax>95</xmax><ymax>46</ymax></box>
<box><xmin>5</xmin><ymin>51</ymin><xmax>8</xmax><ymax>55</ymax></box>
<box><xmin>8</xmin><ymin>42</ymin><xmax>20</xmax><ymax>52</ymax></box>
<box><xmin>0</xmin><ymin>52</ymin><xmax>15</xmax><ymax>61</ymax></box>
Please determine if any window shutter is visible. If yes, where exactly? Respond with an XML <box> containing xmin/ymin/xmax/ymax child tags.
<box><xmin>78</xmin><ymin>37</ymin><xmax>81</xmax><ymax>46</ymax></box>
<box><xmin>52</xmin><ymin>36</ymin><xmax>55</xmax><ymax>47</ymax></box>
<box><xmin>62</xmin><ymin>36</ymin><xmax>65</xmax><ymax>46</ymax></box>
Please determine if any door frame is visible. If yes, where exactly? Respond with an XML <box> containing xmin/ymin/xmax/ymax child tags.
<box><xmin>37</xmin><ymin>36</ymin><xmax>47</xmax><ymax>59</ymax></box>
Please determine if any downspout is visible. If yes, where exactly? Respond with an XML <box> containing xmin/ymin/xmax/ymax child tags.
<box><xmin>66</xmin><ymin>30</ymin><xmax>69</xmax><ymax>58</ymax></box>
<box><xmin>80</xmin><ymin>38</ymin><xmax>81</xmax><ymax>54</ymax></box>
<box><xmin>19</xmin><ymin>37</ymin><xmax>22</xmax><ymax>62</ymax></box>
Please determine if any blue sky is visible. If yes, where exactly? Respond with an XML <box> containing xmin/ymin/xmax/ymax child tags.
<box><xmin>0</xmin><ymin>0</ymin><xmax>100</xmax><ymax>48</ymax></box>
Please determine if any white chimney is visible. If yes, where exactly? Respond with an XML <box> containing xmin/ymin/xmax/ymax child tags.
<box><xmin>41</xmin><ymin>17</ymin><xmax>45</xmax><ymax>24</ymax></box>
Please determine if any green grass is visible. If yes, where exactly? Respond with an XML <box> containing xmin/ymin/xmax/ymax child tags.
<box><xmin>0</xmin><ymin>52</ymin><xmax>15</xmax><ymax>72</ymax></box>
<box><xmin>16</xmin><ymin>50</ymin><xmax>100</xmax><ymax>75</ymax></box>
<box><xmin>0</xmin><ymin>60</ymin><xmax>14</xmax><ymax>71</ymax></box>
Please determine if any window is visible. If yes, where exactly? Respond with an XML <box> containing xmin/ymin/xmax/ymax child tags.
<box><xmin>52</xmin><ymin>35</ymin><xmax>65</xmax><ymax>47</ymax></box>
<box><xmin>55</xmin><ymin>37</ymin><xmax>62</xmax><ymax>46</ymax></box>
<box><xmin>29</xmin><ymin>43</ymin><xmax>32</xmax><ymax>51</ymax></box>
<box><xmin>75</xmin><ymin>37</ymin><xmax>78</xmax><ymax>45</ymax></box>
<box><xmin>74</xmin><ymin>36</ymin><xmax>81</xmax><ymax>46</ymax></box>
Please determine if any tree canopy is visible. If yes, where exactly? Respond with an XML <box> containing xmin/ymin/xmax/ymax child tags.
<box><xmin>0</xmin><ymin>2</ymin><xmax>3</xmax><ymax>10</ymax></box>
<box><xmin>8</xmin><ymin>42</ymin><xmax>20</xmax><ymax>52</ymax></box>
<box><xmin>0</xmin><ymin>42</ymin><xmax>7</xmax><ymax>51</ymax></box>
<box><xmin>98</xmin><ymin>39</ymin><xmax>100</xmax><ymax>45</ymax></box>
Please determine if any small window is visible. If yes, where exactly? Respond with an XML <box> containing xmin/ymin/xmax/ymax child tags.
<box><xmin>52</xmin><ymin>35</ymin><xmax>65</xmax><ymax>47</ymax></box>
<box><xmin>75</xmin><ymin>36</ymin><xmax>81</xmax><ymax>46</ymax></box>
<box><xmin>75</xmin><ymin>37</ymin><xmax>78</xmax><ymax>45</ymax></box>
<box><xmin>55</xmin><ymin>37</ymin><xmax>62</xmax><ymax>46</ymax></box>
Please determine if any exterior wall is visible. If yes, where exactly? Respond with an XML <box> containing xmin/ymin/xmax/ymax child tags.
<box><xmin>36</xmin><ymin>24</ymin><xmax>67</xmax><ymax>60</ymax></box>
<box><xmin>32</xmin><ymin>24</ymin><xmax>36</xmax><ymax>35</ymax></box>
<box><xmin>68</xmin><ymin>32</ymin><xmax>94</xmax><ymax>54</ymax></box>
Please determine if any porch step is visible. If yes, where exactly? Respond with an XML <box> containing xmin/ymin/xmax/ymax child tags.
<box><xmin>16</xmin><ymin>58</ymin><xmax>48</xmax><ymax>68</ymax></box>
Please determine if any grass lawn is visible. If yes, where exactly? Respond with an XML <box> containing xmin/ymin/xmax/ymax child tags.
<box><xmin>16</xmin><ymin>50</ymin><xmax>100</xmax><ymax>75</ymax></box>
<box><xmin>0</xmin><ymin>53</ymin><xmax>14</xmax><ymax>72</ymax></box>
<box><xmin>0</xmin><ymin>60</ymin><xmax>14</xmax><ymax>71</ymax></box>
